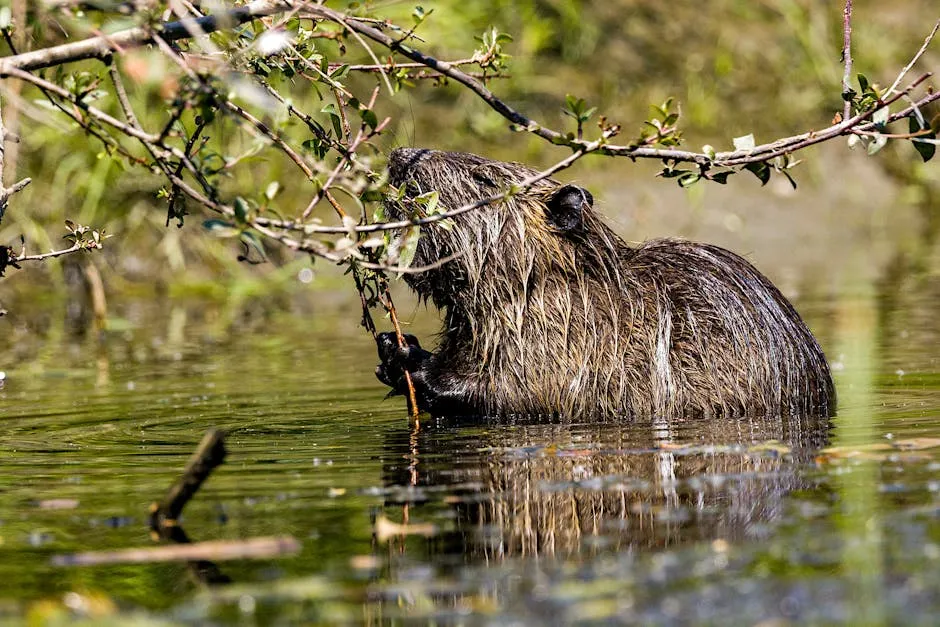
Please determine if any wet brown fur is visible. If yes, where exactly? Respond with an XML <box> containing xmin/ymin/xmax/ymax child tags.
<box><xmin>385</xmin><ymin>148</ymin><xmax>835</xmax><ymax>417</ymax></box>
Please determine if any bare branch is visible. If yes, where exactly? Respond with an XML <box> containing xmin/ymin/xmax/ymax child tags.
<box><xmin>885</xmin><ymin>18</ymin><xmax>940</xmax><ymax>97</ymax></box>
<box><xmin>12</xmin><ymin>243</ymin><xmax>84</xmax><ymax>263</ymax></box>
<box><xmin>0</xmin><ymin>92</ymin><xmax>31</xmax><ymax>224</ymax></box>
<box><xmin>841</xmin><ymin>0</ymin><xmax>854</xmax><ymax>120</ymax></box>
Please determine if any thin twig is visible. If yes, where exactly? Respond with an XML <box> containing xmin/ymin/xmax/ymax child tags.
<box><xmin>0</xmin><ymin>83</ymin><xmax>31</xmax><ymax>224</ymax></box>
<box><xmin>379</xmin><ymin>283</ymin><xmax>420</xmax><ymax>420</ymax></box>
<box><xmin>301</xmin><ymin>86</ymin><xmax>388</xmax><ymax>219</ymax></box>
<box><xmin>107</xmin><ymin>62</ymin><xmax>140</xmax><ymax>129</ymax></box>
<box><xmin>884</xmin><ymin>18</ymin><xmax>940</xmax><ymax>97</ymax></box>
<box><xmin>841</xmin><ymin>0</ymin><xmax>854</xmax><ymax>120</ymax></box>
<box><xmin>12</xmin><ymin>242</ymin><xmax>84</xmax><ymax>262</ymax></box>
<box><xmin>261</xmin><ymin>135</ymin><xmax>611</xmax><ymax>235</ymax></box>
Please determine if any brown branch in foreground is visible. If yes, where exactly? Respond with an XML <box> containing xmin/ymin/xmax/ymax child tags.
<box><xmin>51</xmin><ymin>536</ymin><xmax>300</xmax><ymax>567</ymax></box>
<box><xmin>150</xmin><ymin>428</ymin><xmax>227</xmax><ymax>526</ymax></box>
<box><xmin>379</xmin><ymin>284</ymin><xmax>420</xmax><ymax>422</ymax></box>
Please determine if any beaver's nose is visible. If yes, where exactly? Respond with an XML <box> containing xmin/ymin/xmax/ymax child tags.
<box><xmin>388</xmin><ymin>148</ymin><xmax>432</xmax><ymax>183</ymax></box>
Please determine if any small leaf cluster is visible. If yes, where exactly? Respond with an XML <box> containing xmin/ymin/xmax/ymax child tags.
<box><xmin>661</xmin><ymin>133</ymin><xmax>802</xmax><ymax>190</ymax></box>
<box><xmin>637</xmin><ymin>99</ymin><xmax>683</xmax><ymax>148</ymax></box>
<box><xmin>56</xmin><ymin>69</ymin><xmax>108</xmax><ymax>105</ymax></box>
<box><xmin>562</xmin><ymin>95</ymin><xmax>597</xmax><ymax>140</ymax></box>
<box><xmin>64</xmin><ymin>220</ymin><xmax>110</xmax><ymax>250</ymax></box>
<box><xmin>473</xmin><ymin>27</ymin><xmax>513</xmax><ymax>76</ymax></box>
<box><xmin>842</xmin><ymin>73</ymin><xmax>881</xmax><ymax>115</ymax></box>
<box><xmin>844</xmin><ymin>73</ymin><xmax>938</xmax><ymax>161</ymax></box>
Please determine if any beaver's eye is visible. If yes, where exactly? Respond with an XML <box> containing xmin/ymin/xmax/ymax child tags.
<box><xmin>471</xmin><ymin>170</ymin><xmax>497</xmax><ymax>188</ymax></box>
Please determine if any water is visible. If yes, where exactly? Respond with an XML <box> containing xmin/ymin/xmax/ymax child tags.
<box><xmin>1</xmin><ymin>263</ymin><xmax>939</xmax><ymax>624</ymax></box>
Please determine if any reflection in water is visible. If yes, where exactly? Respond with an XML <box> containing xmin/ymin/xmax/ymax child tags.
<box><xmin>379</xmin><ymin>413</ymin><xmax>832</xmax><ymax>563</ymax></box>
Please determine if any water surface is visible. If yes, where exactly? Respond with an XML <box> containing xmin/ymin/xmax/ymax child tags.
<box><xmin>1</xmin><ymin>260</ymin><xmax>939</xmax><ymax>625</ymax></box>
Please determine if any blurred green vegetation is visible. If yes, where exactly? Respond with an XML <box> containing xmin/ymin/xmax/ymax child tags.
<box><xmin>0</xmin><ymin>0</ymin><xmax>937</xmax><ymax>319</ymax></box>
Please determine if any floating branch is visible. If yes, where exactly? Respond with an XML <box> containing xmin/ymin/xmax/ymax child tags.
<box><xmin>150</xmin><ymin>428</ymin><xmax>227</xmax><ymax>528</ymax></box>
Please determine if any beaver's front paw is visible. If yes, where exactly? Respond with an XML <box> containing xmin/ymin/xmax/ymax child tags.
<box><xmin>375</xmin><ymin>332</ymin><xmax>431</xmax><ymax>393</ymax></box>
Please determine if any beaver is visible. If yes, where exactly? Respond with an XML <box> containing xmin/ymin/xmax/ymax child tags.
<box><xmin>375</xmin><ymin>148</ymin><xmax>835</xmax><ymax>418</ymax></box>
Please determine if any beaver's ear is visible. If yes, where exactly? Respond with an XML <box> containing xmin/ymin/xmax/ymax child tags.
<box><xmin>546</xmin><ymin>184</ymin><xmax>593</xmax><ymax>233</ymax></box>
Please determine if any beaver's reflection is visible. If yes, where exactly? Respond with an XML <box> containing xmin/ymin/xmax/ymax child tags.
<box><xmin>379</xmin><ymin>414</ymin><xmax>831</xmax><ymax>559</ymax></box>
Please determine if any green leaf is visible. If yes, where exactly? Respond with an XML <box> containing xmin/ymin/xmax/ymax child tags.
<box><xmin>857</xmin><ymin>74</ymin><xmax>870</xmax><ymax>93</ymax></box>
<box><xmin>416</xmin><ymin>190</ymin><xmax>440</xmax><ymax>215</ymax></box>
<box><xmin>913</xmin><ymin>139</ymin><xmax>937</xmax><ymax>162</ymax></box>
<box><xmin>203</xmin><ymin>219</ymin><xmax>240</xmax><ymax>238</ymax></box>
<box><xmin>709</xmin><ymin>171</ymin><xmax>733</xmax><ymax>184</ymax></box>
<box><xmin>677</xmin><ymin>172</ymin><xmax>700</xmax><ymax>188</ymax></box>
<box><xmin>360</xmin><ymin>108</ymin><xmax>378</xmax><ymax>131</ymax></box>
<box><xmin>909</xmin><ymin>115</ymin><xmax>937</xmax><ymax>162</ymax></box>
<box><xmin>321</xmin><ymin>103</ymin><xmax>343</xmax><ymax>137</ymax></box>
<box><xmin>398</xmin><ymin>226</ymin><xmax>421</xmax><ymax>273</ymax></box>
<box><xmin>372</xmin><ymin>204</ymin><xmax>387</xmax><ymax>223</ymax></box>
<box><xmin>239</xmin><ymin>231</ymin><xmax>267</xmax><ymax>261</ymax></box>
<box><xmin>743</xmin><ymin>162</ymin><xmax>771</xmax><ymax>186</ymax></box>
<box><xmin>872</xmin><ymin>106</ymin><xmax>889</xmax><ymax>128</ymax></box>
<box><xmin>233</xmin><ymin>197</ymin><xmax>250</xmax><ymax>223</ymax></box>
<box><xmin>329</xmin><ymin>64</ymin><xmax>350</xmax><ymax>80</ymax></box>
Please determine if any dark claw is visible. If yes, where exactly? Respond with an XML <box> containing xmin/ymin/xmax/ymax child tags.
<box><xmin>377</xmin><ymin>332</ymin><xmax>419</xmax><ymax>362</ymax></box>
<box><xmin>372</xmin><ymin>332</ymin><xmax>473</xmax><ymax>415</ymax></box>
<box><xmin>376</xmin><ymin>332</ymin><xmax>429</xmax><ymax>389</ymax></box>
<box><xmin>375</xmin><ymin>364</ymin><xmax>393</xmax><ymax>387</ymax></box>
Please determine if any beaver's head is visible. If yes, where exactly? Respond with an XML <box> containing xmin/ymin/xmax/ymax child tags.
<box><xmin>385</xmin><ymin>148</ymin><xmax>613</xmax><ymax>312</ymax></box>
